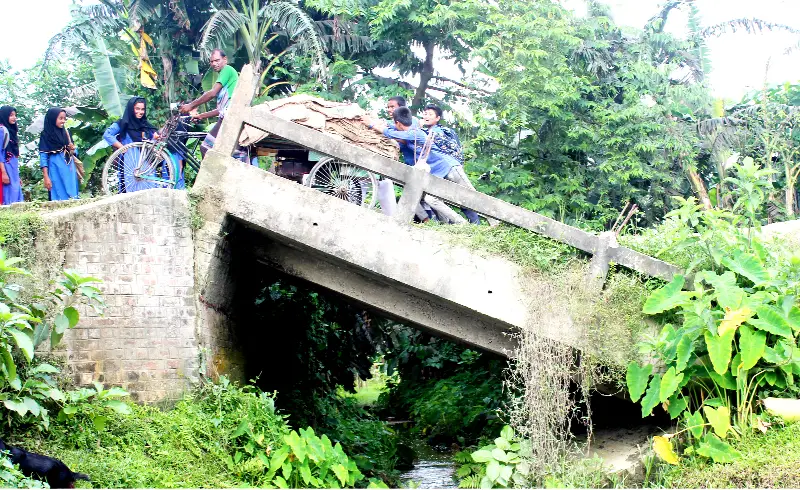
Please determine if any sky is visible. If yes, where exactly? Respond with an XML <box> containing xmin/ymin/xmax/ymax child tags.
<box><xmin>2</xmin><ymin>0</ymin><xmax>800</xmax><ymax>101</ymax></box>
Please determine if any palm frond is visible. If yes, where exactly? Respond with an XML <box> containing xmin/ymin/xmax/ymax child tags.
<box><xmin>128</xmin><ymin>0</ymin><xmax>159</xmax><ymax>24</ymax></box>
<box><xmin>261</xmin><ymin>1</ymin><xmax>328</xmax><ymax>77</ymax></box>
<box><xmin>169</xmin><ymin>0</ymin><xmax>192</xmax><ymax>29</ymax></box>
<box><xmin>69</xmin><ymin>82</ymin><xmax>100</xmax><ymax>102</ymax></box>
<box><xmin>700</xmin><ymin>18</ymin><xmax>800</xmax><ymax>38</ymax></box>
<box><xmin>315</xmin><ymin>19</ymin><xmax>372</xmax><ymax>53</ymax></box>
<box><xmin>303</xmin><ymin>0</ymin><xmax>370</xmax><ymax>17</ymax></box>
<box><xmin>43</xmin><ymin>3</ymin><xmax>126</xmax><ymax>70</ymax></box>
<box><xmin>697</xmin><ymin>116</ymin><xmax>745</xmax><ymax>137</ymax></box>
<box><xmin>198</xmin><ymin>9</ymin><xmax>248</xmax><ymax>59</ymax></box>
<box><xmin>785</xmin><ymin>39</ymin><xmax>800</xmax><ymax>56</ymax></box>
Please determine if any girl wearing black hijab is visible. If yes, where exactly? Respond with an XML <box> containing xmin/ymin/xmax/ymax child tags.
<box><xmin>103</xmin><ymin>97</ymin><xmax>157</xmax><ymax>149</ymax></box>
<box><xmin>0</xmin><ymin>106</ymin><xmax>23</xmax><ymax>203</ymax></box>
<box><xmin>39</xmin><ymin>107</ymin><xmax>78</xmax><ymax>201</ymax></box>
<box><xmin>103</xmin><ymin>97</ymin><xmax>185</xmax><ymax>191</ymax></box>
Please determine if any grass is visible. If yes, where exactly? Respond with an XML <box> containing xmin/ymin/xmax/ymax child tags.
<box><xmin>0</xmin><ymin>209</ymin><xmax>45</xmax><ymax>265</ymax></box>
<box><xmin>352</xmin><ymin>377</ymin><xmax>388</xmax><ymax>406</ymax></box>
<box><xmin>422</xmin><ymin>222</ymin><xmax>582</xmax><ymax>274</ymax></box>
<box><xmin>656</xmin><ymin>422</ymin><xmax>800</xmax><ymax>488</ymax></box>
<box><xmin>7</xmin><ymin>378</ymin><xmax>290</xmax><ymax>488</ymax></box>
<box><xmin>342</xmin><ymin>362</ymin><xmax>393</xmax><ymax>407</ymax></box>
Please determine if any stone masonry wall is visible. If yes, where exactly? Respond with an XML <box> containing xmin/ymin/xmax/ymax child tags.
<box><xmin>37</xmin><ymin>190</ymin><xmax>199</xmax><ymax>403</ymax></box>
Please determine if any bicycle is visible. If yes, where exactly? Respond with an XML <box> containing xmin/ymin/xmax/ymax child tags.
<box><xmin>101</xmin><ymin>110</ymin><xmax>207</xmax><ymax>195</ymax></box>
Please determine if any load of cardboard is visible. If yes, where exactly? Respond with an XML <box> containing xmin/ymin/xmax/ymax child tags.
<box><xmin>239</xmin><ymin>95</ymin><xmax>399</xmax><ymax>160</ymax></box>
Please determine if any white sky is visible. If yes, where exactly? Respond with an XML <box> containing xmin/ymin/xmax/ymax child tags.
<box><xmin>1</xmin><ymin>0</ymin><xmax>799</xmax><ymax>101</ymax></box>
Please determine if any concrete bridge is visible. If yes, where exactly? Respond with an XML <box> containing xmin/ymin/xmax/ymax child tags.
<box><xmin>27</xmin><ymin>65</ymin><xmax>680</xmax><ymax>402</ymax></box>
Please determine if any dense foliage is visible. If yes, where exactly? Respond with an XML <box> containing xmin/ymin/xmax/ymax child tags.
<box><xmin>378</xmin><ymin>327</ymin><xmax>505</xmax><ymax>445</ymax></box>
<box><xmin>627</xmin><ymin>157</ymin><xmax>800</xmax><ymax>465</ymax></box>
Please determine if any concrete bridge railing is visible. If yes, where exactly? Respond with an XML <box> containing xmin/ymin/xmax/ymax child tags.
<box><xmin>210</xmin><ymin>65</ymin><xmax>679</xmax><ymax>289</ymax></box>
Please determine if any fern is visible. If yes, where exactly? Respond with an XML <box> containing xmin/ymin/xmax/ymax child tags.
<box><xmin>458</xmin><ymin>474</ymin><xmax>482</xmax><ymax>489</ymax></box>
<box><xmin>453</xmin><ymin>450</ymin><xmax>475</xmax><ymax>464</ymax></box>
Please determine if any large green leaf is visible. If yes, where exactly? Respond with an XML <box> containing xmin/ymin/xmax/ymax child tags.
<box><xmin>641</xmin><ymin>373</ymin><xmax>662</xmax><ymax>417</ymax></box>
<box><xmin>696</xmin><ymin>434</ymin><xmax>741</xmax><ymax>463</ymax></box>
<box><xmin>643</xmin><ymin>275</ymin><xmax>687</xmax><ymax>315</ymax></box>
<box><xmin>284</xmin><ymin>430</ymin><xmax>307</xmax><ymax>463</ymax></box>
<box><xmin>63</xmin><ymin>306</ymin><xmax>80</xmax><ymax>328</ymax></box>
<box><xmin>90</xmin><ymin>37</ymin><xmax>123</xmax><ymax>118</ymax></box>
<box><xmin>705</xmin><ymin>328</ymin><xmax>735</xmax><ymax>375</ymax></box>
<box><xmin>667</xmin><ymin>393</ymin><xmax>688</xmax><ymax>419</ymax></box>
<box><xmin>9</xmin><ymin>328</ymin><xmax>34</xmax><ymax>362</ymax></box>
<box><xmin>749</xmin><ymin>306</ymin><xmax>794</xmax><ymax>339</ymax></box>
<box><xmin>0</xmin><ymin>347</ymin><xmax>16</xmax><ymax>383</ymax></box>
<box><xmin>32</xmin><ymin>321</ymin><xmax>50</xmax><ymax>349</ymax></box>
<box><xmin>4</xmin><ymin>398</ymin><xmax>28</xmax><ymax>416</ymax></box>
<box><xmin>675</xmin><ymin>333</ymin><xmax>695</xmax><ymax>371</ymax></box>
<box><xmin>721</xmin><ymin>251</ymin><xmax>768</xmax><ymax>285</ymax></box>
<box><xmin>332</xmin><ymin>463</ymin><xmax>348</xmax><ymax>486</ymax></box>
<box><xmin>103</xmin><ymin>400</ymin><xmax>131</xmax><ymax>414</ymax></box>
<box><xmin>471</xmin><ymin>449</ymin><xmax>493</xmax><ymax>463</ymax></box>
<box><xmin>659</xmin><ymin>367</ymin><xmax>684</xmax><ymax>403</ymax></box>
<box><xmin>703</xmin><ymin>406</ymin><xmax>731</xmax><ymax>438</ymax></box>
<box><xmin>54</xmin><ymin>313</ymin><xmax>69</xmax><ymax>334</ymax></box>
<box><xmin>738</xmin><ymin>325</ymin><xmax>766</xmax><ymax>371</ymax></box>
<box><xmin>686</xmin><ymin>410</ymin><xmax>705</xmax><ymax>439</ymax></box>
<box><xmin>626</xmin><ymin>362</ymin><xmax>652</xmax><ymax>403</ymax></box>
<box><xmin>707</xmin><ymin>369</ymin><xmax>737</xmax><ymax>390</ymax></box>
<box><xmin>701</xmin><ymin>271</ymin><xmax>745</xmax><ymax>309</ymax></box>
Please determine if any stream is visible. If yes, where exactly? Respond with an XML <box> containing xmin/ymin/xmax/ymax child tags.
<box><xmin>398</xmin><ymin>439</ymin><xmax>458</xmax><ymax>489</ymax></box>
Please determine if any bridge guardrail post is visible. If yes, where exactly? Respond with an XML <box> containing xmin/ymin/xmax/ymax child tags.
<box><xmin>585</xmin><ymin>231</ymin><xmax>616</xmax><ymax>290</ymax></box>
<box><xmin>394</xmin><ymin>171</ymin><xmax>426</xmax><ymax>224</ymax></box>
<box><xmin>209</xmin><ymin>64</ymin><xmax>258</xmax><ymax>160</ymax></box>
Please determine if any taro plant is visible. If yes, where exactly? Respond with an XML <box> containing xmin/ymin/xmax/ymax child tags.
<box><xmin>0</xmin><ymin>249</ymin><xmax>107</xmax><ymax>427</ymax></box>
<box><xmin>457</xmin><ymin>425</ymin><xmax>530</xmax><ymax>489</ymax></box>
<box><xmin>627</xmin><ymin>159</ymin><xmax>800</xmax><ymax>464</ymax></box>
<box><xmin>266</xmin><ymin>427</ymin><xmax>371</xmax><ymax>488</ymax></box>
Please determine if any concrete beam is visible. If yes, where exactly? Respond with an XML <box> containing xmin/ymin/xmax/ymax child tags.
<box><xmin>246</xmin><ymin>235</ymin><xmax>516</xmax><ymax>355</ymax></box>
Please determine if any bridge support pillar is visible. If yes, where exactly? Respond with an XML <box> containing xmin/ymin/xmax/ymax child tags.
<box><xmin>585</xmin><ymin>231</ymin><xmax>617</xmax><ymax>291</ymax></box>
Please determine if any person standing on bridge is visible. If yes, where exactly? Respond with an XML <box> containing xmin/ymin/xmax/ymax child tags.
<box><xmin>0</xmin><ymin>106</ymin><xmax>23</xmax><ymax>204</ymax></box>
<box><xmin>422</xmin><ymin>104</ymin><xmax>498</xmax><ymax>226</ymax></box>
<box><xmin>363</xmin><ymin>107</ymin><xmax>466</xmax><ymax>224</ymax></box>
<box><xmin>377</xmin><ymin>96</ymin><xmax>436</xmax><ymax>222</ymax></box>
<box><xmin>39</xmin><ymin>108</ymin><xmax>79</xmax><ymax>201</ymax></box>
<box><xmin>179</xmin><ymin>49</ymin><xmax>248</xmax><ymax>162</ymax></box>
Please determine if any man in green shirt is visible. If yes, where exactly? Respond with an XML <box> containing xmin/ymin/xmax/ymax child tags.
<box><xmin>180</xmin><ymin>49</ymin><xmax>246</xmax><ymax>159</ymax></box>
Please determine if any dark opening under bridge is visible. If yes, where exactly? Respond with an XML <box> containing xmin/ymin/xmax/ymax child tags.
<box><xmin>29</xmin><ymin>64</ymin><xmax>679</xmax><ymax>402</ymax></box>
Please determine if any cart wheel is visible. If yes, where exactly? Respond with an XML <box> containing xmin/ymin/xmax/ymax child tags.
<box><xmin>305</xmin><ymin>157</ymin><xmax>378</xmax><ymax>208</ymax></box>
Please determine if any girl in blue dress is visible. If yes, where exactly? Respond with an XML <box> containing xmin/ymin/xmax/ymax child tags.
<box><xmin>39</xmin><ymin>108</ymin><xmax>79</xmax><ymax>201</ymax></box>
<box><xmin>103</xmin><ymin>97</ymin><xmax>184</xmax><ymax>191</ymax></box>
<box><xmin>0</xmin><ymin>106</ymin><xmax>24</xmax><ymax>204</ymax></box>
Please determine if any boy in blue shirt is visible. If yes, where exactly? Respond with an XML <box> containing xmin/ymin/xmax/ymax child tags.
<box><xmin>363</xmin><ymin>107</ymin><xmax>465</xmax><ymax>224</ymax></box>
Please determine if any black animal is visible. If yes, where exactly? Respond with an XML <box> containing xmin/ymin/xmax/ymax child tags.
<box><xmin>0</xmin><ymin>439</ymin><xmax>90</xmax><ymax>488</ymax></box>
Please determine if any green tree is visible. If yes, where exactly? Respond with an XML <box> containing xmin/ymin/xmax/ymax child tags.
<box><xmin>309</xmin><ymin>0</ymin><xmax>491</xmax><ymax>107</ymax></box>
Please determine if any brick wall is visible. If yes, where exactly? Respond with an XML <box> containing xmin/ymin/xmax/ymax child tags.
<box><xmin>38</xmin><ymin>190</ymin><xmax>199</xmax><ymax>403</ymax></box>
<box><xmin>191</xmin><ymin>189</ymin><xmax>247</xmax><ymax>384</ymax></box>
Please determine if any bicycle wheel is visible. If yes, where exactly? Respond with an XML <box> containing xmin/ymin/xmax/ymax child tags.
<box><xmin>102</xmin><ymin>142</ymin><xmax>176</xmax><ymax>195</ymax></box>
<box><xmin>305</xmin><ymin>157</ymin><xmax>378</xmax><ymax>208</ymax></box>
